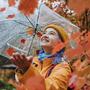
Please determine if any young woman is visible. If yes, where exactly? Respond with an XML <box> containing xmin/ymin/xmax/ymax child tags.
<box><xmin>11</xmin><ymin>24</ymin><xmax>71</xmax><ymax>90</ymax></box>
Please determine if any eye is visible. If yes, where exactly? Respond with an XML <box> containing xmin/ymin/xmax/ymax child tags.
<box><xmin>43</xmin><ymin>32</ymin><xmax>46</xmax><ymax>34</ymax></box>
<box><xmin>49</xmin><ymin>31</ymin><xmax>56</xmax><ymax>35</ymax></box>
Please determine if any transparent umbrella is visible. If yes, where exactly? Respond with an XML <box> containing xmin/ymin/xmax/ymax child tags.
<box><xmin>0</xmin><ymin>0</ymin><xmax>79</xmax><ymax>66</ymax></box>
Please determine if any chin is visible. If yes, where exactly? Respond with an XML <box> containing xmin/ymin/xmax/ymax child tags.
<box><xmin>41</xmin><ymin>44</ymin><xmax>52</xmax><ymax>48</ymax></box>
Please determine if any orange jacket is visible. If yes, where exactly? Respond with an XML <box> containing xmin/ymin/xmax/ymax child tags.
<box><xmin>16</xmin><ymin>57</ymin><xmax>71</xmax><ymax>90</ymax></box>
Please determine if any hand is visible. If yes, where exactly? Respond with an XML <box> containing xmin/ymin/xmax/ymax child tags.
<box><xmin>11</xmin><ymin>52</ymin><xmax>33</xmax><ymax>70</ymax></box>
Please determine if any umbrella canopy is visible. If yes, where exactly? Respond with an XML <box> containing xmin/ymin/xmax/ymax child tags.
<box><xmin>0</xmin><ymin>0</ymin><xmax>79</xmax><ymax>65</ymax></box>
<box><xmin>0</xmin><ymin>0</ymin><xmax>79</xmax><ymax>30</ymax></box>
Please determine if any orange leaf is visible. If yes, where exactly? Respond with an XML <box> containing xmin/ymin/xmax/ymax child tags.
<box><xmin>0</xmin><ymin>7</ymin><xmax>6</xmax><ymax>12</ymax></box>
<box><xmin>5</xmin><ymin>47</ymin><xmax>15</xmax><ymax>56</ymax></box>
<box><xmin>26</xmin><ymin>28</ymin><xmax>34</xmax><ymax>35</ymax></box>
<box><xmin>7</xmin><ymin>14</ymin><xmax>15</xmax><ymax>19</ymax></box>
<box><xmin>18</xmin><ymin>0</ymin><xmax>38</xmax><ymax>15</ymax></box>
<box><xmin>8</xmin><ymin>0</ymin><xmax>16</xmax><ymax>6</ymax></box>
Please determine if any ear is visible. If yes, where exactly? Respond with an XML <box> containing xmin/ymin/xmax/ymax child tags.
<box><xmin>57</xmin><ymin>39</ymin><xmax>62</xmax><ymax>43</ymax></box>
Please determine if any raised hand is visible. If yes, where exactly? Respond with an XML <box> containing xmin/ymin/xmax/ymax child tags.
<box><xmin>11</xmin><ymin>52</ymin><xmax>33</xmax><ymax>71</ymax></box>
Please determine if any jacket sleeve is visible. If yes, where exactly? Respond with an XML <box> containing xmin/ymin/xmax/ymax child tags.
<box><xmin>16</xmin><ymin>65</ymin><xmax>46</xmax><ymax>90</ymax></box>
<box><xmin>15</xmin><ymin>57</ymin><xmax>46</xmax><ymax>90</ymax></box>
<box><xmin>45</xmin><ymin>63</ymin><xmax>71</xmax><ymax>90</ymax></box>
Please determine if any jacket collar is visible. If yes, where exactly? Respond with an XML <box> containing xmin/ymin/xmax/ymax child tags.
<box><xmin>38</xmin><ymin>48</ymin><xmax>65</xmax><ymax>65</ymax></box>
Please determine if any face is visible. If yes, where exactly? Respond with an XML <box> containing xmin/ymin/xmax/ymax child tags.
<box><xmin>40</xmin><ymin>28</ymin><xmax>61</xmax><ymax>49</ymax></box>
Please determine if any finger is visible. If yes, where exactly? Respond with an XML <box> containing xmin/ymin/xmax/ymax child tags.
<box><xmin>13</xmin><ymin>53</ymin><xmax>25</xmax><ymax>66</ymax></box>
<box><xmin>10</xmin><ymin>57</ymin><xmax>17</xmax><ymax>66</ymax></box>
<box><xmin>13</xmin><ymin>55</ymin><xmax>22</xmax><ymax>67</ymax></box>
<box><xmin>21</xmin><ymin>54</ymin><xmax>27</xmax><ymax>61</ymax></box>
<box><xmin>27</xmin><ymin>56</ymin><xmax>33</xmax><ymax>62</ymax></box>
<box><xmin>12</xmin><ymin>52</ymin><xmax>20</xmax><ymax>61</ymax></box>
<box><xmin>10</xmin><ymin>56</ymin><xmax>18</xmax><ymax>64</ymax></box>
<box><xmin>16</xmin><ymin>54</ymin><xmax>24</xmax><ymax>64</ymax></box>
<box><xmin>10</xmin><ymin>56</ymin><xmax>22</xmax><ymax>67</ymax></box>
<box><xmin>19</xmin><ymin>54</ymin><xmax>28</xmax><ymax>67</ymax></box>
<box><xmin>16</xmin><ymin>53</ymin><xmax>22</xmax><ymax>60</ymax></box>
<box><xmin>10</xmin><ymin>56</ymin><xmax>15</xmax><ymax>62</ymax></box>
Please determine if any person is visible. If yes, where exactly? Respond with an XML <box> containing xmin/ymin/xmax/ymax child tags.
<box><xmin>11</xmin><ymin>24</ymin><xmax>71</xmax><ymax>90</ymax></box>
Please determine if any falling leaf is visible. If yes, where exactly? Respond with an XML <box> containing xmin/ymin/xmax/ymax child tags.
<box><xmin>37</xmin><ymin>32</ymin><xmax>42</xmax><ymax>38</ymax></box>
<box><xmin>8</xmin><ymin>0</ymin><xmax>16</xmax><ymax>6</ymax></box>
<box><xmin>5</xmin><ymin>47</ymin><xmax>15</xmax><ymax>56</ymax></box>
<box><xmin>0</xmin><ymin>7</ymin><xmax>6</xmax><ymax>12</ymax></box>
<box><xmin>18</xmin><ymin>0</ymin><xmax>38</xmax><ymax>15</ymax></box>
<box><xmin>7</xmin><ymin>14</ymin><xmax>15</xmax><ymax>19</ymax></box>
<box><xmin>20</xmin><ymin>38</ymin><xmax>26</xmax><ymax>44</ymax></box>
<box><xmin>26</xmin><ymin>28</ymin><xmax>34</xmax><ymax>35</ymax></box>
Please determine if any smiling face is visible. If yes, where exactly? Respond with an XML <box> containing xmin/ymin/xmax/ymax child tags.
<box><xmin>40</xmin><ymin>28</ymin><xmax>61</xmax><ymax>50</ymax></box>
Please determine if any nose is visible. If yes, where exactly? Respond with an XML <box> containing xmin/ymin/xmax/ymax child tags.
<box><xmin>41</xmin><ymin>34</ymin><xmax>48</xmax><ymax>39</ymax></box>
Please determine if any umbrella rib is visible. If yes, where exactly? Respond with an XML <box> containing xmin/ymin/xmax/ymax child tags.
<box><xmin>36</xmin><ymin>3</ymin><xmax>42</xmax><ymax>25</ymax></box>
<box><xmin>33</xmin><ymin>3</ymin><xmax>42</xmax><ymax>33</ymax></box>
<box><xmin>27</xmin><ymin>4</ymin><xmax>42</xmax><ymax>55</ymax></box>
<box><xmin>23</xmin><ymin>18</ymin><xmax>35</xmax><ymax>55</ymax></box>
<box><xmin>27</xmin><ymin>34</ymin><xmax>36</xmax><ymax>56</ymax></box>
<box><xmin>24</xmin><ymin>16</ymin><xmax>36</xmax><ymax>55</ymax></box>
<box><xmin>25</xmin><ymin>16</ymin><xmax>35</xmax><ymax>28</ymax></box>
<box><xmin>13</xmin><ymin>20</ymin><xmax>31</xmax><ymax>27</ymax></box>
<box><xmin>7</xmin><ymin>43</ymin><xmax>27</xmax><ymax>54</ymax></box>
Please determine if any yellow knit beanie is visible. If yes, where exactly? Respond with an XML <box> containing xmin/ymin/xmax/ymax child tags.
<box><xmin>44</xmin><ymin>24</ymin><xmax>68</xmax><ymax>42</ymax></box>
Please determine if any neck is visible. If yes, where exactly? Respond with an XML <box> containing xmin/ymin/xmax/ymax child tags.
<box><xmin>42</xmin><ymin>46</ymin><xmax>53</xmax><ymax>55</ymax></box>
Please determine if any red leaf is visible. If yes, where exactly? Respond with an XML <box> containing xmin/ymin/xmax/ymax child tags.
<box><xmin>5</xmin><ymin>47</ymin><xmax>15</xmax><ymax>56</ymax></box>
<box><xmin>20</xmin><ymin>38</ymin><xmax>26</xmax><ymax>44</ymax></box>
<box><xmin>7</xmin><ymin>14</ymin><xmax>15</xmax><ymax>19</ymax></box>
<box><xmin>8</xmin><ymin>0</ymin><xmax>16</xmax><ymax>6</ymax></box>
<box><xmin>0</xmin><ymin>7</ymin><xmax>6</xmax><ymax>12</ymax></box>
<box><xmin>37</xmin><ymin>32</ymin><xmax>42</xmax><ymax>38</ymax></box>
<box><xmin>18</xmin><ymin>0</ymin><xmax>38</xmax><ymax>15</ymax></box>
